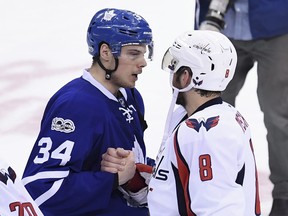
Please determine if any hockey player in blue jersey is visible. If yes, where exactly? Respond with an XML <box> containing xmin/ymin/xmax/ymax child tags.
<box><xmin>22</xmin><ymin>8</ymin><xmax>154</xmax><ymax>216</ymax></box>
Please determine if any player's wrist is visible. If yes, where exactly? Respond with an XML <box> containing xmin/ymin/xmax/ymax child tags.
<box><xmin>205</xmin><ymin>9</ymin><xmax>226</xmax><ymax>30</ymax></box>
<box><xmin>123</xmin><ymin>163</ymin><xmax>152</xmax><ymax>192</ymax></box>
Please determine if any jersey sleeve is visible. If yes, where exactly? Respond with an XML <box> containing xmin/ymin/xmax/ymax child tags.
<box><xmin>22</xmin><ymin>93</ymin><xmax>118</xmax><ymax>215</ymax></box>
<box><xmin>194</xmin><ymin>0</ymin><xmax>211</xmax><ymax>29</ymax></box>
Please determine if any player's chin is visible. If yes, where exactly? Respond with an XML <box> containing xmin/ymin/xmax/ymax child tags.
<box><xmin>127</xmin><ymin>77</ymin><xmax>137</xmax><ymax>87</ymax></box>
<box><xmin>121</xmin><ymin>81</ymin><xmax>136</xmax><ymax>89</ymax></box>
<box><xmin>126</xmin><ymin>82</ymin><xmax>136</xmax><ymax>88</ymax></box>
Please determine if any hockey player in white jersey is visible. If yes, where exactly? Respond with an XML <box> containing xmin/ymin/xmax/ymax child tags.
<box><xmin>0</xmin><ymin>159</ymin><xmax>43</xmax><ymax>216</ymax></box>
<box><xmin>147</xmin><ymin>30</ymin><xmax>261</xmax><ymax>215</ymax></box>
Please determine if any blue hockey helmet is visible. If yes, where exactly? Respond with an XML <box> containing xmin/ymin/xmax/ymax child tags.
<box><xmin>87</xmin><ymin>8</ymin><xmax>153</xmax><ymax>60</ymax></box>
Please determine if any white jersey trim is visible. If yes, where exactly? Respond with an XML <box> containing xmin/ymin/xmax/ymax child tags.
<box><xmin>82</xmin><ymin>69</ymin><xmax>127</xmax><ymax>101</ymax></box>
<box><xmin>35</xmin><ymin>178</ymin><xmax>64</xmax><ymax>206</ymax></box>
<box><xmin>22</xmin><ymin>170</ymin><xmax>69</xmax><ymax>185</ymax></box>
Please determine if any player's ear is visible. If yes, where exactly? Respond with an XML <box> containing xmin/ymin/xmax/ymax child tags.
<box><xmin>99</xmin><ymin>43</ymin><xmax>112</xmax><ymax>61</ymax></box>
<box><xmin>182</xmin><ymin>69</ymin><xmax>192</xmax><ymax>88</ymax></box>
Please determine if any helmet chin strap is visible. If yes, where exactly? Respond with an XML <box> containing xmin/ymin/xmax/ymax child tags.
<box><xmin>96</xmin><ymin>57</ymin><xmax>119</xmax><ymax>80</ymax></box>
<box><xmin>156</xmin><ymin>88</ymin><xmax>179</xmax><ymax>162</ymax></box>
<box><xmin>156</xmin><ymin>73</ymin><xmax>195</xmax><ymax>161</ymax></box>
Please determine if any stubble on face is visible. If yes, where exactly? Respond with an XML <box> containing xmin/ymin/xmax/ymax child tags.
<box><xmin>176</xmin><ymin>91</ymin><xmax>186</xmax><ymax>106</ymax></box>
<box><xmin>173</xmin><ymin>73</ymin><xmax>186</xmax><ymax>107</ymax></box>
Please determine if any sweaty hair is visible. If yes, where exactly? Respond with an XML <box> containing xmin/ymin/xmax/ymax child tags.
<box><xmin>195</xmin><ymin>89</ymin><xmax>221</xmax><ymax>97</ymax></box>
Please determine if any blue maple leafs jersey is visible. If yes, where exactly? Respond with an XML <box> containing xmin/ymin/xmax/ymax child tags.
<box><xmin>22</xmin><ymin>70</ymin><xmax>148</xmax><ymax>216</ymax></box>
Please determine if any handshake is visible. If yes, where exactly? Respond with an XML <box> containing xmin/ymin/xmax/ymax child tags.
<box><xmin>101</xmin><ymin>148</ymin><xmax>153</xmax><ymax>207</ymax></box>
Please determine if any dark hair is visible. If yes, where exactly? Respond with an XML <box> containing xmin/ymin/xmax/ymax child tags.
<box><xmin>92</xmin><ymin>56</ymin><xmax>99</xmax><ymax>67</ymax></box>
<box><xmin>195</xmin><ymin>89</ymin><xmax>221</xmax><ymax>97</ymax></box>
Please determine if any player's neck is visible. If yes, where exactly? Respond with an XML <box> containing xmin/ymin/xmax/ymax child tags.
<box><xmin>185</xmin><ymin>91</ymin><xmax>218</xmax><ymax>116</ymax></box>
<box><xmin>88</xmin><ymin>67</ymin><xmax>119</xmax><ymax>96</ymax></box>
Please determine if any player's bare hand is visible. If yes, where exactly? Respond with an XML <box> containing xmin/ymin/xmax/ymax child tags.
<box><xmin>101</xmin><ymin>147</ymin><xmax>132</xmax><ymax>172</ymax></box>
<box><xmin>101</xmin><ymin>148</ymin><xmax>136</xmax><ymax>185</ymax></box>
<box><xmin>118</xmin><ymin>151</ymin><xmax>136</xmax><ymax>185</ymax></box>
<box><xmin>116</xmin><ymin>147</ymin><xmax>130</xmax><ymax>158</ymax></box>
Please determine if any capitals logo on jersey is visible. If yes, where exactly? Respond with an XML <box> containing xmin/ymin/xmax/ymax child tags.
<box><xmin>185</xmin><ymin>116</ymin><xmax>219</xmax><ymax>132</ymax></box>
<box><xmin>0</xmin><ymin>166</ymin><xmax>16</xmax><ymax>185</ymax></box>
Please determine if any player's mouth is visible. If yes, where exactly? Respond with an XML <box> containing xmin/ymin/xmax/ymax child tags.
<box><xmin>132</xmin><ymin>73</ymin><xmax>139</xmax><ymax>81</ymax></box>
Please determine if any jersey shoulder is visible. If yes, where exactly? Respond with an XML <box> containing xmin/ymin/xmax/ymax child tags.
<box><xmin>178</xmin><ymin>102</ymin><xmax>249</xmax><ymax>138</ymax></box>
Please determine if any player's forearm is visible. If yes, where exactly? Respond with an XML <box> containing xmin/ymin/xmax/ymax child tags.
<box><xmin>26</xmin><ymin>171</ymin><xmax>118</xmax><ymax>214</ymax></box>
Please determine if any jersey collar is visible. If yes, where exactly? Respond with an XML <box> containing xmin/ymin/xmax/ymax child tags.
<box><xmin>192</xmin><ymin>97</ymin><xmax>223</xmax><ymax>115</ymax></box>
<box><xmin>82</xmin><ymin>69</ymin><xmax>127</xmax><ymax>101</ymax></box>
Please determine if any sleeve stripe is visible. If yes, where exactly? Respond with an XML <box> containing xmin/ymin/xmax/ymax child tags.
<box><xmin>35</xmin><ymin>178</ymin><xmax>64</xmax><ymax>206</ymax></box>
<box><xmin>22</xmin><ymin>170</ymin><xmax>69</xmax><ymax>185</ymax></box>
<box><xmin>174</xmin><ymin>129</ymin><xmax>195</xmax><ymax>216</ymax></box>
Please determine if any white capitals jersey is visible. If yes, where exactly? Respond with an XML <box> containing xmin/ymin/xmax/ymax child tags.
<box><xmin>148</xmin><ymin>99</ymin><xmax>261</xmax><ymax>216</ymax></box>
<box><xmin>0</xmin><ymin>160</ymin><xmax>43</xmax><ymax>216</ymax></box>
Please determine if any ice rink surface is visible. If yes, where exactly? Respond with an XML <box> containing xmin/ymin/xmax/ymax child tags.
<box><xmin>0</xmin><ymin>0</ymin><xmax>272</xmax><ymax>214</ymax></box>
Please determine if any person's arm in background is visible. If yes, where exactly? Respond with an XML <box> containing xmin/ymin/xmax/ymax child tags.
<box><xmin>197</xmin><ymin>0</ymin><xmax>231</xmax><ymax>32</ymax></box>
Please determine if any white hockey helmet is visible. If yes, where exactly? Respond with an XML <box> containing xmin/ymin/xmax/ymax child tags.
<box><xmin>162</xmin><ymin>30</ymin><xmax>237</xmax><ymax>92</ymax></box>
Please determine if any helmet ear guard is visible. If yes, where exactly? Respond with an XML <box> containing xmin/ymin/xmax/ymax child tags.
<box><xmin>162</xmin><ymin>30</ymin><xmax>237</xmax><ymax>92</ymax></box>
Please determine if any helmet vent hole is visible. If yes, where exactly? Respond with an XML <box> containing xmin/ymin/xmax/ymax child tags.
<box><xmin>229</xmin><ymin>58</ymin><xmax>232</xmax><ymax>66</ymax></box>
<box><xmin>173</xmin><ymin>42</ymin><xmax>182</xmax><ymax>49</ymax></box>
<box><xmin>119</xmin><ymin>29</ymin><xmax>137</xmax><ymax>36</ymax></box>
<box><xmin>211</xmin><ymin>63</ymin><xmax>215</xmax><ymax>71</ymax></box>
<box><xmin>123</xmin><ymin>16</ymin><xmax>129</xmax><ymax>20</ymax></box>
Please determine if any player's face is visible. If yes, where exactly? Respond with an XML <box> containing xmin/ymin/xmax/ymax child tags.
<box><xmin>111</xmin><ymin>45</ymin><xmax>148</xmax><ymax>88</ymax></box>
